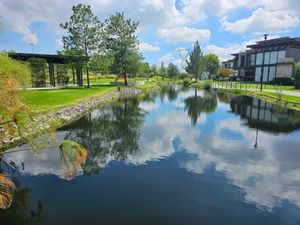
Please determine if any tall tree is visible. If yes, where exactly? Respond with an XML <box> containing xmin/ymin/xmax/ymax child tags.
<box><xmin>104</xmin><ymin>12</ymin><xmax>139</xmax><ymax>86</ymax></box>
<box><xmin>185</xmin><ymin>41</ymin><xmax>205</xmax><ymax>81</ymax></box>
<box><xmin>168</xmin><ymin>63</ymin><xmax>180</xmax><ymax>79</ymax></box>
<box><xmin>159</xmin><ymin>61</ymin><xmax>167</xmax><ymax>80</ymax></box>
<box><xmin>60</xmin><ymin>4</ymin><xmax>103</xmax><ymax>88</ymax></box>
<box><xmin>125</xmin><ymin>52</ymin><xmax>143</xmax><ymax>77</ymax></box>
<box><xmin>90</xmin><ymin>55</ymin><xmax>113</xmax><ymax>75</ymax></box>
<box><xmin>204</xmin><ymin>53</ymin><xmax>220</xmax><ymax>78</ymax></box>
<box><xmin>139</xmin><ymin>62</ymin><xmax>150</xmax><ymax>78</ymax></box>
<box><xmin>149</xmin><ymin>65</ymin><xmax>158</xmax><ymax>77</ymax></box>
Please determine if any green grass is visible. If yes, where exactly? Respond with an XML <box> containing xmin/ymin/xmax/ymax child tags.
<box><xmin>214</xmin><ymin>81</ymin><xmax>300</xmax><ymax>91</ymax></box>
<box><xmin>21</xmin><ymin>85</ymin><xmax>116</xmax><ymax>113</ymax></box>
<box><xmin>254</xmin><ymin>91</ymin><xmax>300</xmax><ymax>103</ymax></box>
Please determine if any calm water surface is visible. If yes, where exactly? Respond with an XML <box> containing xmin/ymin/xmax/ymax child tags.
<box><xmin>1</xmin><ymin>86</ymin><xmax>300</xmax><ymax>225</ymax></box>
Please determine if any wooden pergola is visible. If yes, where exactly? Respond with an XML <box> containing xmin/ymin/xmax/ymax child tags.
<box><xmin>8</xmin><ymin>52</ymin><xmax>86</xmax><ymax>87</ymax></box>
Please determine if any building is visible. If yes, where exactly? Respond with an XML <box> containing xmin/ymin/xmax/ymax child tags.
<box><xmin>221</xmin><ymin>59</ymin><xmax>234</xmax><ymax>69</ymax></box>
<box><xmin>231</xmin><ymin>37</ymin><xmax>300</xmax><ymax>82</ymax></box>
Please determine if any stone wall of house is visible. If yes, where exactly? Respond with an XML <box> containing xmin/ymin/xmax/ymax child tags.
<box><xmin>276</xmin><ymin>64</ymin><xmax>293</xmax><ymax>78</ymax></box>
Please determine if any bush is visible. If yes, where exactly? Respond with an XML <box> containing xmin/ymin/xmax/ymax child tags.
<box><xmin>203</xmin><ymin>82</ymin><xmax>211</xmax><ymax>90</ymax></box>
<box><xmin>270</xmin><ymin>77</ymin><xmax>294</xmax><ymax>86</ymax></box>
<box><xmin>178</xmin><ymin>72</ymin><xmax>188</xmax><ymax>80</ymax></box>
<box><xmin>295</xmin><ymin>62</ymin><xmax>300</xmax><ymax>89</ymax></box>
<box><xmin>57</xmin><ymin>64</ymin><xmax>69</xmax><ymax>85</ymax></box>
<box><xmin>103</xmin><ymin>74</ymin><xmax>117</xmax><ymax>79</ymax></box>
<box><xmin>27</xmin><ymin>58</ymin><xmax>47</xmax><ymax>87</ymax></box>
<box><xmin>183</xmin><ymin>79</ymin><xmax>189</xmax><ymax>87</ymax></box>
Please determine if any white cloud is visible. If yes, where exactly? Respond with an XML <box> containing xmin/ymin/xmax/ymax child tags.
<box><xmin>139</xmin><ymin>42</ymin><xmax>160</xmax><ymax>52</ymax></box>
<box><xmin>55</xmin><ymin>39</ymin><xmax>63</xmax><ymax>47</ymax></box>
<box><xmin>21</xmin><ymin>30</ymin><xmax>38</xmax><ymax>45</ymax></box>
<box><xmin>221</xmin><ymin>8</ymin><xmax>299</xmax><ymax>35</ymax></box>
<box><xmin>159</xmin><ymin>52</ymin><xmax>174</xmax><ymax>63</ymax></box>
<box><xmin>204</xmin><ymin>35</ymin><xmax>279</xmax><ymax>61</ymax></box>
<box><xmin>158</xmin><ymin>26</ymin><xmax>211</xmax><ymax>43</ymax></box>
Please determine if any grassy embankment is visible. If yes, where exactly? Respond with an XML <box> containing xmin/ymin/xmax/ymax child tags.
<box><xmin>21</xmin><ymin>75</ymin><xmax>164</xmax><ymax>113</ymax></box>
<box><xmin>21</xmin><ymin>85</ymin><xmax>116</xmax><ymax>113</ymax></box>
<box><xmin>230</xmin><ymin>89</ymin><xmax>300</xmax><ymax>111</ymax></box>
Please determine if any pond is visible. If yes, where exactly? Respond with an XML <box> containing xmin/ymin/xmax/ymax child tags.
<box><xmin>1</xmin><ymin>86</ymin><xmax>300</xmax><ymax>225</ymax></box>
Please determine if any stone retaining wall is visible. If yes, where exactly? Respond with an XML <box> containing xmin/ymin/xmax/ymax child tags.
<box><xmin>0</xmin><ymin>87</ymin><xmax>142</xmax><ymax>149</ymax></box>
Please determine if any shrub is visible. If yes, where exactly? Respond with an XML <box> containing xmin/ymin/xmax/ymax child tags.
<box><xmin>56</xmin><ymin>64</ymin><xmax>69</xmax><ymax>86</ymax></box>
<box><xmin>270</xmin><ymin>77</ymin><xmax>294</xmax><ymax>86</ymax></box>
<box><xmin>27</xmin><ymin>58</ymin><xmax>47</xmax><ymax>87</ymax></box>
<box><xmin>295</xmin><ymin>62</ymin><xmax>300</xmax><ymax>89</ymax></box>
<box><xmin>203</xmin><ymin>82</ymin><xmax>211</xmax><ymax>90</ymax></box>
<box><xmin>178</xmin><ymin>72</ymin><xmax>188</xmax><ymax>80</ymax></box>
<box><xmin>183</xmin><ymin>79</ymin><xmax>189</xmax><ymax>87</ymax></box>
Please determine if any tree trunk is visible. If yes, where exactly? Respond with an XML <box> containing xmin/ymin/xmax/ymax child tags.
<box><xmin>87</xmin><ymin>68</ymin><xmax>90</xmax><ymax>88</ymax></box>
<box><xmin>124</xmin><ymin>73</ymin><xmax>128</xmax><ymax>86</ymax></box>
<box><xmin>72</xmin><ymin>67</ymin><xmax>75</xmax><ymax>85</ymax></box>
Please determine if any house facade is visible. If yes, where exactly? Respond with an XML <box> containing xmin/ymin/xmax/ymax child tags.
<box><xmin>231</xmin><ymin>37</ymin><xmax>300</xmax><ymax>82</ymax></box>
<box><xmin>221</xmin><ymin>59</ymin><xmax>234</xmax><ymax>69</ymax></box>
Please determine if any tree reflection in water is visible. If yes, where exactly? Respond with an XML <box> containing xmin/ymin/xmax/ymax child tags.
<box><xmin>184</xmin><ymin>89</ymin><xmax>217</xmax><ymax>126</ymax></box>
<box><xmin>61</xmin><ymin>96</ymin><xmax>147</xmax><ymax>175</ymax></box>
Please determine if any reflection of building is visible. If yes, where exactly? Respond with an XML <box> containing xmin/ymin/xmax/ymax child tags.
<box><xmin>230</xmin><ymin>96</ymin><xmax>300</xmax><ymax>133</ymax></box>
<box><xmin>231</xmin><ymin>37</ymin><xmax>300</xmax><ymax>82</ymax></box>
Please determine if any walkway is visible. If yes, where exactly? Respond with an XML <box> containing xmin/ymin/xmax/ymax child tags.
<box><xmin>212</xmin><ymin>84</ymin><xmax>300</xmax><ymax>98</ymax></box>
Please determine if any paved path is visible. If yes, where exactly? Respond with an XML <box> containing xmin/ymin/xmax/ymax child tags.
<box><xmin>212</xmin><ymin>84</ymin><xmax>300</xmax><ymax>98</ymax></box>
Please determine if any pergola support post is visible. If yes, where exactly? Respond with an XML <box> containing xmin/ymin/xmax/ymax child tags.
<box><xmin>49</xmin><ymin>63</ymin><xmax>55</xmax><ymax>87</ymax></box>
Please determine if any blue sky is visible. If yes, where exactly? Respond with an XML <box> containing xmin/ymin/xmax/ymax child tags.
<box><xmin>1</xmin><ymin>0</ymin><xmax>300</xmax><ymax>67</ymax></box>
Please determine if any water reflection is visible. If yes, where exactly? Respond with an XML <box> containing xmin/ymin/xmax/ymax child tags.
<box><xmin>62</xmin><ymin>97</ymin><xmax>147</xmax><ymax>175</ymax></box>
<box><xmin>2</xmin><ymin>86</ymin><xmax>300</xmax><ymax>224</ymax></box>
<box><xmin>184</xmin><ymin>89</ymin><xmax>217</xmax><ymax>126</ymax></box>
<box><xmin>230</xmin><ymin>95</ymin><xmax>300</xmax><ymax>133</ymax></box>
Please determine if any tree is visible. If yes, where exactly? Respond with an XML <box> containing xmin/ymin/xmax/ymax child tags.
<box><xmin>185</xmin><ymin>41</ymin><xmax>205</xmax><ymax>81</ymax></box>
<box><xmin>149</xmin><ymin>65</ymin><xmax>158</xmax><ymax>77</ymax></box>
<box><xmin>90</xmin><ymin>55</ymin><xmax>113</xmax><ymax>75</ymax></box>
<box><xmin>204</xmin><ymin>53</ymin><xmax>220</xmax><ymax>78</ymax></box>
<box><xmin>168</xmin><ymin>63</ymin><xmax>180</xmax><ymax>79</ymax></box>
<box><xmin>125</xmin><ymin>52</ymin><xmax>143</xmax><ymax>77</ymax></box>
<box><xmin>159</xmin><ymin>62</ymin><xmax>167</xmax><ymax>80</ymax></box>
<box><xmin>295</xmin><ymin>62</ymin><xmax>300</xmax><ymax>89</ymax></box>
<box><xmin>218</xmin><ymin>68</ymin><xmax>233</xmax><ymax>77</ymax></box>
<box><xmin>104</xmin><ymin>12</ymin><xmax>139</xmax><ymax>86</ymax></box>
<box><xmin>138</xmin><ymin>62</ymin><xmax>150</xmax><ymax>78</ymax></box>
<box><xmin>60</xmin><ymin>4</ymin><xmax>103</xmax><ymax>88</ymax></box>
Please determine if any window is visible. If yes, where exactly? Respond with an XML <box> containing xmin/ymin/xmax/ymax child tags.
<box><xmin>263</xmin><ymin>67</ymin><xmax>269</xmax><ymax>82</ymax></box>
<box><xmin>250</xmin><ymin>54</ymin><xmax>255</xmax><ymax>65</ymax></box>
<box><xmin>255</xmin><ymin>67</ymin><xmax>262</xmax><ymax>82</ymax></box>
<box><xmin>256</xmin><ymin>53</ymin><xmax>263</xmax><ymax>65</ymax></box>
<box><xmin>270</xmin><ymin>51</ymin><xmax>278</xmax><ymax>64</ymax></box>
<box><xmin>278</xmin><ymin>50</ymin><xmax>286</xmax><ymax>60</ymax></box>
<box><xmin>269</xmin><ymin>66</ymin><xmax>276</xmax><ymax>82</ymax></box>
<box><xmin>241</xmin><ymin>56</ymin><xmax>245</xmax><ymax>67</ymax></box>
<box><xmin>264</xmin><ymin>52</ymin><xmax>270</xmax><ymax>64</ymax></box>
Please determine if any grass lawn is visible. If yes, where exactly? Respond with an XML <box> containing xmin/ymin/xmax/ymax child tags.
<box><xmin>21</xmin><ymin>85</ymin><xmax>116</xmax><ymax>113</ymax></box>
<box><xmin>254</xmin><ymin>91</ymin><xmax>300</xmax><ymax>103</ymax></box>
<box><xmin>214</xmin><ymin>81</ymin><xmax>300</xmax><ymax>91</ymax></box>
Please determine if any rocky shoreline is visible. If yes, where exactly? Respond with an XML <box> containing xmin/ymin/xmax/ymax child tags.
<box><xmin>0</xmin><ymin>87</ymin><xmax>142</xmax><ymax>149</ymax></box>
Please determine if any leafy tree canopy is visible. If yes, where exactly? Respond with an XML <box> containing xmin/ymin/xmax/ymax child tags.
<box><xmin>104</xmin><ymin>12</ymin><xmax>139</xmax><ymax>85</ymax></box>
<box><xmin>168</xmin><ymin>63</ymin><xmax>180</xmax><ymax>79</ymax></box>
<box><xmin>185</xmin><ymin>41</ymin><xmax>205</xmax><ymax>81</ymax></box>
<box><xmin>60</xmin><ymin>4</ymin><xmax>103</xmax><ymax>57</ymax></box>
<box><xmin>204</xmin><ymin>53</ymin><xmax>220</xmax><ymax>77</ymax></box>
